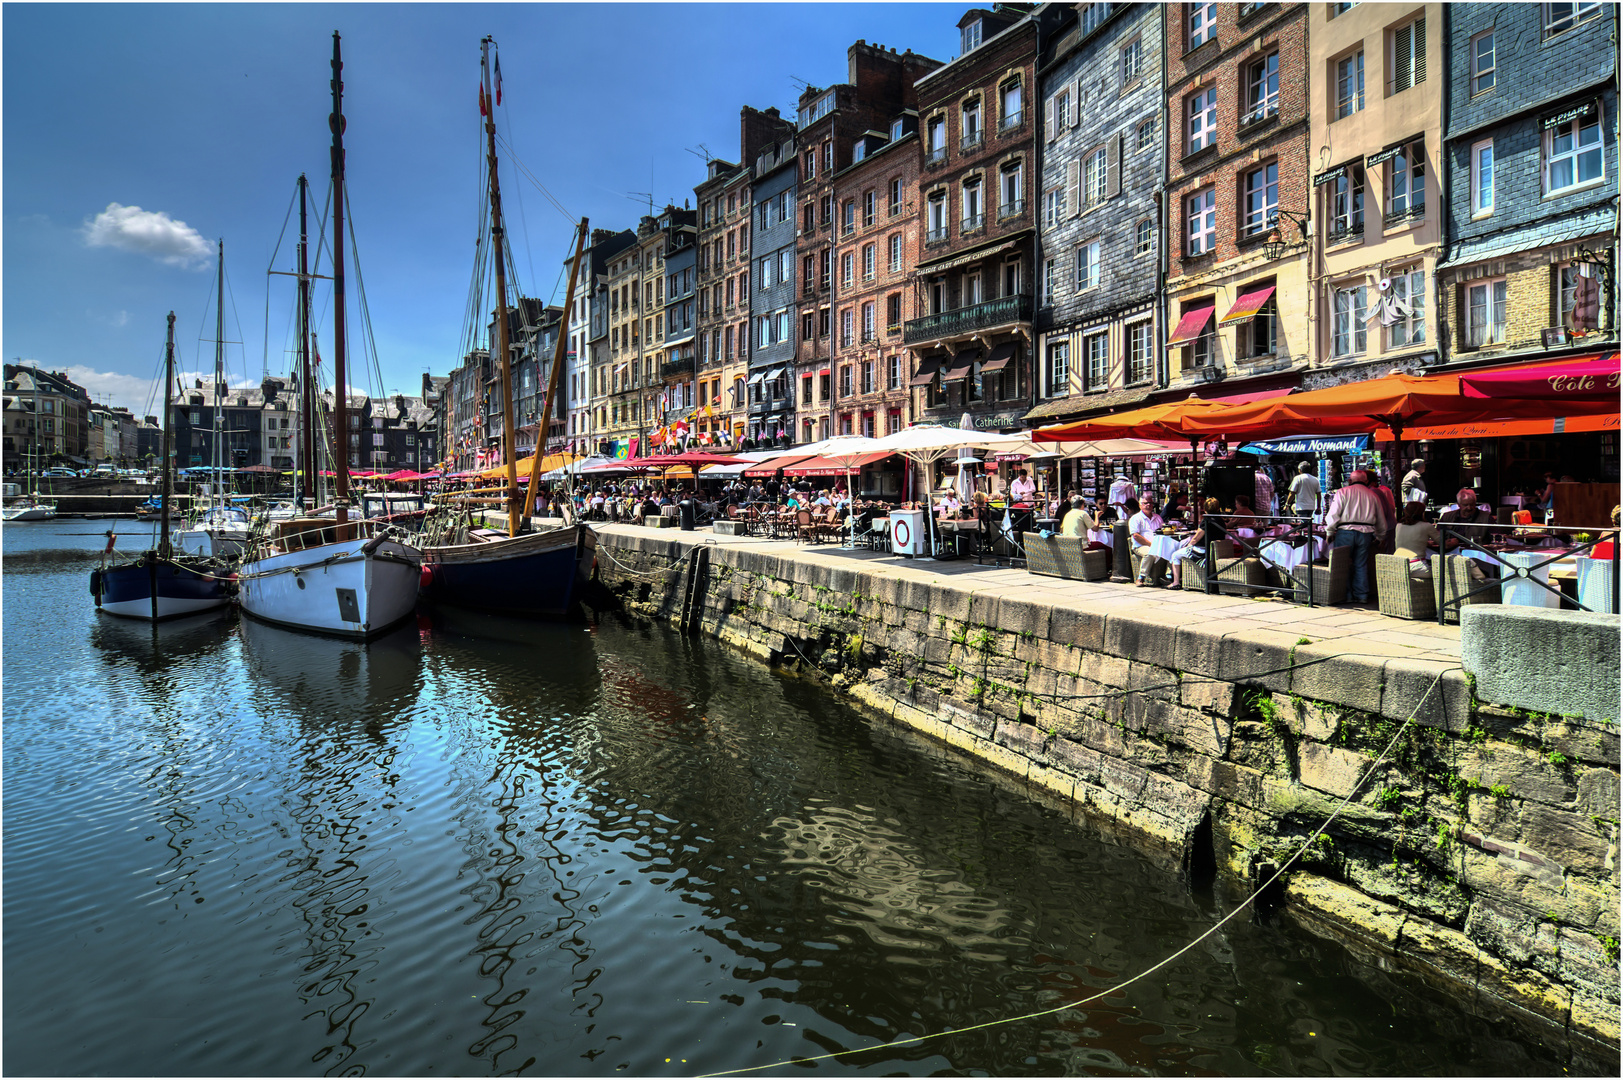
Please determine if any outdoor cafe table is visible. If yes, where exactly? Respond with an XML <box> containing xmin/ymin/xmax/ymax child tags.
<box><xmin>1087</xmin><ymin>527</ymin><xmax>1114</xmax><ymax>548</ymax></box>
<box><xmin>1258</xmin><ymin>533</ymin><xmax>1328</xmax><ymax>574</ymax></box>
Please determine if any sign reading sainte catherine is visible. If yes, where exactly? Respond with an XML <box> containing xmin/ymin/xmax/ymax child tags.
<box><xmin>972</xmin><ymin>414</ymin><xmax>1025</xmax><ymax>430</ymax></box>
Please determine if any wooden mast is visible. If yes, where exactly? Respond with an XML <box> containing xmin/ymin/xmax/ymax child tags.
<box><xmin>212</xmin><ymin>239</ymin><xmax>225</xmax><ymax>509</ymax></box>
<box><xmin>482</xmin><ymin>36</ymin><xmax>521</xmax><ymax>537</ymax></box>
<box><xmin>297</xmin><ymin>173</ymin><xmax>316</xmax><ymax>509</ymax></box>
<box><xmin>158</xmin><ymin>312</ymin><xmax>176</xmax><ymax>563</ymax></box>
<box><xmin>522</xmin><ymin>218</ymin><xmax>588</xmax><ymax>525</ymax></box>
<box><xmin>330</xmin><ymin>31</ymin><xmax>351</xmax><ymax>540</ymax></box>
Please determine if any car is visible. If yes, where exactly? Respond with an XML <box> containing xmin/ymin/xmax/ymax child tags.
<box><xmin>92</xmin><ymin>464</ymin><xmax>118</xmax><ymax>476</ymax></box>
<box><xmin>40</xmin><ymin>467</ymin><xmax>77</xmax><ymax>479</ymax></box>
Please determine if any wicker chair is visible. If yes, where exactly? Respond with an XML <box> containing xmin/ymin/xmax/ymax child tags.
<box><xmin>1179</xmin><ymin>539</ymin><xmax>1235</xmax><ymax>592</ymax></box>
<box><xmin>1376</xmin><ymin>553</ymin><xmax>1435</xmax><ymax>619</ymax></box>
<box><xmin>1278</xmin><ymin>544</ymin><xmax>1351</xmax><ymax>605</ymax></box>
<box><xmin>1432</xmin><ymin>554</ymin><xmax>1500</xmax><ymax>624</ymax></box>
<box><xmin>1216</xmin><ymin>557</ymin><xmax>1269</xmax><ymax>595</ymax></box>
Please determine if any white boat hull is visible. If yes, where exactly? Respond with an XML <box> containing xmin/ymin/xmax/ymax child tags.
<box><xmin>172</xmin><ymin>527</ymin><xmax>249</xmax><ymax>558</ymax></box>
<box><xmin>237</xmin><ymin>537</ymin><xmax>421</xmax><ymax>639</ymax></box>
<box><xmin>3</xmin><ymin>504</ymin><xmax>57</xmax><ymax>522</ymax></box>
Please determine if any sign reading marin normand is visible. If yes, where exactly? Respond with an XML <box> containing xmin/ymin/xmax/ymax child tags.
<box><xmin>1244</xmin><ymin>434</ymin><xmax>1372</xmax><ymax>454</ymax></box>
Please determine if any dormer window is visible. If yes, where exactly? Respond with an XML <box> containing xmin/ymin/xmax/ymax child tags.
<box><xmin>853</xmin><ymin>140</ymin><xmax>867</xmax><ymax>163</ymax></box>
<box><xmin>890</xmin><ymin>118</ymin><xmax>904</xmax><ymax>141</ymax></box>
<box><xmin>962</xmin><ymin>18</ymin><xmax>982</xmax><ymax>52</ymax></box>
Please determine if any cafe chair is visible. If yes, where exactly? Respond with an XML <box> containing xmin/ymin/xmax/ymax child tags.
<box><xmin>1375</xmin><ymin>554</ymin><xmax>1435</xmax><ymax>620</ymax></box>
<box><xmin>1216</xmin><ymin>556</ymin><xmax>1268</xmax><ymax>595</ymax></box>
<box><xmin>1278</xmin><ymin>545</ymin><xmax>1351</xmax><ymax>605</ymax></box>
<box><xmin>1180</xmin><ymin>539</ymin><xmax>1236</xmax><ymax>592</ymax></box>
<box><xmin>1432</xmin><ymin>554</ymin><xmax>1500</xmax><ymax>624</ymax></box>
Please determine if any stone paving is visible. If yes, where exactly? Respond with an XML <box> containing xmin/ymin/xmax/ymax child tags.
<box><xmin>595</xmin><ymin>522</ymin><xmax>1462</xmax><ymax>665</ymax></box>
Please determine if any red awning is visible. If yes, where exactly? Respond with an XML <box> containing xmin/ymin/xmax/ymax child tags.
<box><xmin>1166</xmin><ymin>306</ymin><xmax>1215</xmax><ymax>346</ymax></box>
<box><xmin>979</xmin><ymin>341</ymin><xmax>1018</xmax><ymax>373</ymax></box>
<box><xmin>1192</xmin><ymin>386</ymin><xmax>1293</xmax><ymax>406</ymax></box>
<box><xmin>782</xmin><ymin>451</ymin><xmax>893</xmax><ymax>476</ymax></box>
<box><xmin>817</xmin><ymin>367</ymin><xmax>831</xmax><ymax>377</ymax></box>
<box><xmin>1218</xmin><ymin>286</ymin><xmax>1276</xmax><ymax>326</ymax></box>
<box><xmin>942</xmin><ymin>347</ymin><xmax>981</xmax><ymax>381</ymax></box>
<box><xmin>910</xmin><ymin>356</ymin><xmax>943</xmax><ymax>387</ymax></box>
<box><xmin>743</xmin><ymin>453</ymin><xmax>817</xmax><ymax>477</ymax></box>
<box><xmin>1377</xmin><ymin>412</ymin><xmax>1619</xmax><ymax>441</ymax></box>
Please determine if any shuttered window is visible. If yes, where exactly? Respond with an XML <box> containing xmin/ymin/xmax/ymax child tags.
<box><xmin>1391</xmin><ymin>17</ymin><xmax>1426</xmax><ymax>93</ymax></box>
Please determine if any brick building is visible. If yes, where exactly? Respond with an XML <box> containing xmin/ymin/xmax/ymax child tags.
<box><xmin>796</xmin><ymin>40</ymin><xmax>940</xmax><ymax>444</ymax></box>
<box><xmin>1028</xmin><ymin>2</ymin><xmax>1166</xmax><ymax>428</ymax></box>
<box><xmin>826</xmin><ymin>111</ymin><xmax>924</xmax><ymax>439</ymax></box>
<box><xmin>1163</xmin><ymin>1</ymin><xmax>1312</xmax><ymax>400</ymax></box>
<box><xmin>1437</xmin><ymin>2</ymin><xmax>1617</xmax><ymax>369</ymax></box>
<box><xmin>907</xmin><ymin>7</ymin><xmax>1039</xmax><ymax>432</ymax></box>
<box><xmin>2</xmin><ymin>365</ymin><xmax>91</xmax><ymax>469</ymax></box>
<box><xmin>599</xmin><ymin>217</ymin><xmax>664</xmax><ymax>457</ymax></box>
<box><xmin>1304</xmin><ymin>2</ymin><xmax>1445</xmax><ymax>388</ymax></box>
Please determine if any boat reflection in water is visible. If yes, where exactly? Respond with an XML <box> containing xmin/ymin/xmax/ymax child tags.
<box><xmin>89</xmin><ymin>608</ymin><xmax>238</xmax><ymax>677</ymax></box>
<box><xmin>238</xmin><ymin>613</ymin><xmax>423</xmax><ymax>718</ymax></box>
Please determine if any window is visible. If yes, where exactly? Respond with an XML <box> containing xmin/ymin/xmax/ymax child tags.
<box><xmin>1336</xmin><ymin>51</ymin><xmax>1365</xmax><ymax>118</ymax></box>
<box><xmin>887</xmin><ymin>293</ymin><xmax>902</xmax><ymax>328</ymax></box>
<box><xmin>779</xmin><ymin>248</ymin><xmax>793</xmax><ymax>284</ymax></box>
<box><xmin>1187</xmin><ymin>312</ymin><xmax>1216</xmax><ymax>369</ymax></box>
<box><xmin>961</xmin><ymin>98</ymin><xmax>983</xmax><ymax>149</ymax></box>
<box><xmin>888</xmin><ymin>354</ymin><xmax>902</xmax><ymax>390</ymax></box>
<box><xmin>1044</xmin><ymin>186</ymin><xmax>1066</xmax><ymax>226</ymax></box>
<box><xmin>861</xmin><ymin>303</ymin><xmax>876</xmax><ymax>343</ymax></box>
<box><xmin>927</xmin><ymin>117</ymin><xmax>946</xmax><ymax>163</ymax></box>
<box><xmin>999</xmin><ymin>161</ymin><xmax>1024</xmax><ymax>216</ymax></box>
<box><xmin>1329</xmin><ymin>165</ymin><xmax>1365</xmax><ymax>239</ymax></box>
<box><xmin>819</xmin><ymin>251</ymin><xmax>830</xmax><ymax>289</ymax></box>
<box><xmin>1388</xmin><ymin>267</ymin><xmax>1426</xmax><ymax>349</ymax></box>
<box><xmin>1188</xmin><ymin>1</ymin><xmax>1216</xmax><ymax>48</ymax></box>
<box><xmin>1052</xmin><ymin>88</ymin><xmax>1071</xmax><ymax>136</ymax></box>
<box><xmin>1188</xmin><ymin>87</ymin><xmax>1217</xmax><ymax>153</ymax></box>
<box><xmin>1127</xmin><ymin>322</ymin><xmax>1153</xmax><ymax>384</ymax></box>
<box><xmin>1471</xmin><ymin>140</ymin><xmax>1494</xmax><ymax>215</ymax></box>
<box><xmin>839</xmin><ymin>364</ymin><xmax>853</xmax><ymax>396</ymax></box>
<box><xmin>1042</xmin><ymin>258</ymin><xmax>1056</xmax><ymax>305</ymax></box>
<box><xmin>863</xmin><ymin>189</ymin><xmax>876</xmax><ymax>227</ymax></box>
<box><xmin>1187</xmin><ymin>188</ymin><xmax>1216</xmax><ymax>255</ymax></box>
<box><xmin>819</xmin><ymin>307</ymin><xmax>831</xmax><ymax>336</ymax></box>
<box><xmin>962</xmin><ymin>17</ymin><xmax>982</xmax><ymax>52</ymax></box>
<box><xmin>889</xmin><ymin>177</ymin><xmax>904</xmax><ymax>216</ymax></box>
<box><xmin>1047</xmin><ymin>340</ymin><xmax>1070</xmax><ymax>395</ymax></box>
<box><xmin>801</xmin><ymin>375</ymin><xmax>814</xmax><ymax>406</ymax></box>
<box><xmin>1386</xmin><ymin>144</ymin><xmax>1424</xmax><ymax>221</ymax></box>
<box><xmin>841</xmin><ymin>252</ymin><xmax>853</xmax><ymax>288</ymax></box>
<box><xmin>1245</xmin><ymin>52</ymin><xmax>1279</xmax><ymax>123</ymax></box>
<box><xmin>823</xmin><ymin>141</ymin><xmax>833</xmax><ymax>171</ymax></box>
<box><xmin>1545</xmin><ymin>1</ymin><xmax>1601</xmax><ymax>37</ymax></box>
<box><xmin>1083</xmin><ymin>146</ymin><xmax>1108</xmax><ymax>205</ymax></box>
<box><xmin>1135</xmin><ymin>218</ymin><xmax>1154</xmax><ymax>256</ymax></box>
<box><xmin>1466</xmin><ymin>279</ymin><xmax>1508</xmax><ymax>347</ymax></box>
<box><xmin>1075</xmin><ymin>240</ymin><xmax>1101</xmax><ymax>291</ymax></box>
<box><xmin>962</xmin><ymin>178</ymin><xmax>984</xmax><ymax>232</ymax></box>
<box><xmin>842</xmin><ymin>199</ymin><xmax>856</xmax><ymax>235</ymax></box>
<box><xmin>852</xmin><ymin>140</ymin><xmax>867</xmax><ymax>164</ymax></box>
<box><xmin>1544</xmin><ymin>110</ymin><xmax>1603</xmax><ymax>194</ymax></box>
<box><xmin>802</xmin><ymin>311</ymin><xmax>814</xmax><ymax>342</ymax></box>
<box><xmin>1332</xmin><ymin>284</ymin><xmax>1368</xmax><ymax>356</ymax></box>
<box><xmin>890</xmin><ymin>118</ymin><xmax>904</xmax><ymax>141</ymax></box>
<box><xmin>1242</xmin><ymin>295</ymin><xmax>1277</xmax><ymax>357</ymax></box>
<box><xmin>963</xmin><ymin>271</ymin><xmax>983</xmax><ymax>305</ymax></box>
<box><xmin>999</xmin><ymin>79</ymin><xmax>1022</xmax><ymax>130</ymax></box>
<box><xmin>862</xmin><ymin>243</ymin><xmax>875</xmax><ymax>281</ymax></box>
<box><xmin>1081</xmin><ymin>2</ymin><xmax>1107</xmax><ymax>36</ymax></box>
<box><xmin>861</xmin><ymin>359</ymin><xmax>875</xmax><ymax>393</ymax></box>
<box><xmin>1121</xmin><ymin>38</ymin><xmax>1143</xmax><ymax>85</ymax></box>
<box><xmin>1471</xmin><ymin>30</ymin><xmax>1495</xmax><ymax>95</ymax></box>
<box><xmin>1136</xmin><ymin>117</ymin><xmax>1155</xmax><ymax>150</ymax></box>
<box><xmin>802</xmin><ymin>202</ymin><xmax>816</xmax><ymax>233</ymax></box>
<box><xmin>840</xmin><ymin>309</ymin><xmax>854</xmax><ymax>349</ymax></box>
<box><xmin>1390</xmin><ymin>16</ymin><xmax>1426</xmax><ymax>94</ymax></box>
<box><xmin>759</xmin><ymin>254</ymin><xmax>773</xmax><ymax>288</ymax></box>
<box><xmin>1087</xmin><ymin>332</ymin><xmax>1113</xmax><ymax>390</ymax></box>
<box><xmin>820</xmin><ymin>194</ymin><xmax>833</xmax><ymax>225</ymax></box>
<box><xmin>1243</xmin><ymin>162</ymin><xmax>1278</xmax><ymax>235</ymax></box>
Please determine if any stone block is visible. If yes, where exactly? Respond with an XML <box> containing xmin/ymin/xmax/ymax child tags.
<box><xmin>1282</xmin><ymin>875</ymin><xmax>1406</xmax><ymax>954</ymax></box>
<box><xmin>1050</xmin><ymin>737</ymin><xmax>1104</xmax><ymax>785</ymax></box>
<box><xmin>996</xmin><ymin>596</ymin><xmax>1050</xmax><ymax>640</ymax></box>
<box><xmin>1396</xmin><ymin>918</ymin><xmax>1486</xmax><ymax>998</ymax></box>
<box><xmin>1180</xmin><ymin>675</ymin><xmax>1236</xmax><ymax>717</ymax></box>
<box><xmin>1103</xmin><ymin>613</ymin><xmax>1181</xmax><ymax>669</ymax></box>
<box><xmin>1381</xmin><ymin>659</ymin><xmax>1473</xmax><ymax>733</ymax></box>
<box><xmin>1454</xmin><ymin>742</ymin><xmax>1578</xmax><ymax>809</ymax></box>
<box><xmin>1464</xmin><ymin>893</ymin><xmax>1559</xmax><ymax>967</ymax></box>
<box><xmin>1475</xmin><ymin>951</ymin><xmax>1573</xmax><ymax>1034</ymax></box>
<box><xmin>1298</xmin><ymin>742</ymin><xmax>1377</xmax><ymax>800</ymax></box>
<box><xmin>1287</xmin><ymin>648</ymin><xmax>1386</xmax><ymax>716</ymax></box>
<box><xmin>1172</xmin><ymin>621</ymin><xmax>1228</xmax><ymax>681</ymax></box>
<box><xmin>711</xmin><ymin>520</ymin><xmax>746</xmax><ymax>535</ymax></box>
<box><xmin>1050</xmin><ymin>605</ymin><xmax>1107</xmax><ymax>652</ymax></box>
<box><xmin>1570</xmin><ymin>990</ymin><xmax>1622</xmax><ymax>1046</ymax></box>
<box><xmin>964</xmin><ymin>590</ymin><xmax>1001</xmax><ymax>628</ymax></box>
<box><xmin>1575</xmin><ymin>769</ymin><xmax>1620</xmax><ymax>821</ymax></box>
<box><xmin>1556</xmin><ymin>927</ymin><xmax>1621</xmax><ymax>1003</ymax></box>
<box><xmin>1462</xmin><ymin>606</ymin><xmax>1621</xmax><ymax>722</ymax></box>
<box><xmin>1518</xmin><ymin>807</ymin><xmax>1613</xmax><ymax>877</ymax></box>
<box><xmin>1216</xmin><ymin>629</ymin><xmax>1303</xmax><ymax>694</ymax></box>
<box><xmin>1076</xmin><ymin>650</ymin><xmax>1131</xmax><ymax>690</ymax></box>
<box><xmin>995</xmin><ymin>720</ymin><xmax>1049</xmax><ymax>761</ymax></box>
<box><xmin>1294</xmin><ymin>698</ymin><xmax>1341</xmax><ymax>742</ymax></box>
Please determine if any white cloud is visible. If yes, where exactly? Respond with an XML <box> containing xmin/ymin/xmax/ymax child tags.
<box><xmin>82</xmin><ymin>203</ymin><xmax>213</xmax><ymax>270</ymax></box>
<box><xmin>63</xmin><ymin>365</ymin><xmax>213</xmax><ymax>416</ymax></box>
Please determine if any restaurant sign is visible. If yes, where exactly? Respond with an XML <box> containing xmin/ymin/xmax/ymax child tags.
<box><xmin>1312</xmin><ymin>164</ymin><xmax>1348</xmax><ymax>187</ymax></box>
<box><xmin>1243</xmin><ymin>434</ymin><xmax>1372</xmax><ymax>454</ymax></box>
<box><xmin>1542</xmin><ymin>100</ymin><xmax>1596</xmax><ymax>129</ymax></box>
<box><xmin>972</xmin><ymin>413</ymin><xmax>1025</xmax><ymax>430</ymax></box>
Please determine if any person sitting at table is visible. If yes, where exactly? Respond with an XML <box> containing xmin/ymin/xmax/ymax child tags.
<box><xmin>1230</xmin><ymin>493</ymin><xmax>1258</xmax><ymax>526</ymax></box>
<box><xmin>1591</xmin><ymin>506</ymin><xmax>1620</xmax><ymax>559</ymax></box>
<box><xmin>1168</xmin><ymin>497</ymin><xmax>1227</xmax><ymax>589</ymax></box>
<box><xmin>937</xmin><ymin>490</ymin><xmax>961</xmax><ymax>517</ymax></box>
<box><xmin>1437</xmin><ymin>487</ymin><xmax>1496</xmax><ymax>550</ymax></box>
<box><xmin>784</xmin><ymin>490</ymin><xmax>803</xmax><ymax>511</ymax></box>
<box><xmin>1163</xmin><ymin>483</ymin><xmax>1187</xmax><ymax>521</ymax></box>
<box><xmin>1009</xmin><ymin>468</ymin><xmax>1036</xmax><ymax>504</ymax></box>
<box><xmin>1060</xmin><ymin>496</ymin><xmax>1095</xmax><ymax>537</ymax></box>
<box><xmin>1393</xmin><ymin>501</ymin><xmax>1440</xmax><ymax>579</ymax></box>
<box><xmin>1129</xmin><ymin>494</ymin><xmax>1168</xmax><ymax>587</ymax></box>
<box><xmin>1324</xmin><ymin>469</ymin><xmax>1390</xmax><ymax>604</ymax></box>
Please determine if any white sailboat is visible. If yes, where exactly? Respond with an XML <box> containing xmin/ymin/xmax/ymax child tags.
<box><xmin>236</xmin><ymin>34</ymin><xmax>421</xmax><ymax>640</ymax></box>
<box><xmin>172</xmin><ymin>239</ymin><xmax>251</xmax><ymax>559</ymax></box>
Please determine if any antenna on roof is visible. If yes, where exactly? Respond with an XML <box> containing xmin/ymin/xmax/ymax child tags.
<box><xmin>685</xmin><ymin>144</ymin><xmax>713</xmax><ymax>162</ymax></box>
<box><xmin>623</xmin><ymin>191</ymin><xmax>654</xmax><ymax>216</ymax></box>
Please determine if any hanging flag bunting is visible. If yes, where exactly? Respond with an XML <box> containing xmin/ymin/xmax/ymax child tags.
<box><xmin>494</xmin><ymin>53</ymin><xmax>503</xmax><ymax>106</ymax></box>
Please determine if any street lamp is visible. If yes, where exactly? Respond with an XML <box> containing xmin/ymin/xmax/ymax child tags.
<box><xmin>1262</xmin><ymin>209</ymin><xmax>1310</xmax><ymax>261</ymax></box>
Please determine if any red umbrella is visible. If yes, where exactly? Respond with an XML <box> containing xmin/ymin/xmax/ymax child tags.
<box><xmin>621</xmin><ymin>451</ymin><xmax>750</xmax><ymax>467</ymax></box>
<box><xmin>1459</xmin><ymin>352</ymin><xmax>1619</xmax><ymax>400</ymax></box>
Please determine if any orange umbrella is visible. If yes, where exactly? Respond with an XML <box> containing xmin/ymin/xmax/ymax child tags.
<box><xmin>1032</xmin><ymin>395</ymin><xmax>1279</xmax><ymax>443</ymax></box>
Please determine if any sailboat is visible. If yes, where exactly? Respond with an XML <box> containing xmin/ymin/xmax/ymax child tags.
<box><xmin>172</xmin><ymin>239</ymin><xmax>251</xmax><ymax>559</ymax></box>
<box><xmin>3</xmin><ymin>371</ymin><xmax>59</xmax><ymax>522</ymax></box>
<box><xmin>235</xmin><ymin>33</ymin><xmax>422</xmax><ymax>640</ymax></box>
<box><xmin>417</xmin><ymin>36</ymin><xmax>596</xmax><ymax>617</ymax></box>
<box><xmin>90</xmin><ymin>312</ymin><xmax>234</xmax><ymax>619</ymax></box>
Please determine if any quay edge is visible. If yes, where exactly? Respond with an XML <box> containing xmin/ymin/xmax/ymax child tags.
<box><xmin>588</xmin><ymin>525</ymin><xmax>1620</xmax><ymax>1056</ymax></box>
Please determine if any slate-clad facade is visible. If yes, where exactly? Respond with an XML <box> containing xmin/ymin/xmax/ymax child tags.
<box><xmin>1029</xmin><ymin>2</ymin><xmax>1166</xmax><ymax>426</ymax></box>
<box><xmin>658</xmin><ymin>207</ymin><xmax>699</xmax><ymax>431</ymax></box>
<box><xmin>749</xmin><ymin>136</ymin><xmax>798</xmax><ymax>447</ymax></box>
<box><xmin>1438</xmin><ymin>2</ymin><xmax>1617</xmax><ymax>367</ymax></box>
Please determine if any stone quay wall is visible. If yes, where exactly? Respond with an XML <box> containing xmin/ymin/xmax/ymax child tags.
<box><xmin>593</xmin><ymin>529</ymin><xmax>1620</xmax><ymax>1052</ymax></box>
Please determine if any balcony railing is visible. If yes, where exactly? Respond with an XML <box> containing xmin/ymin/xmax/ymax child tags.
<box><xmin>961</xmin><ymin>131</ymin><xmax>984</xmax><ymax>151</ymax></box>
<box><xmin>927</xmin><ymin>225</ymin><xmax>949</xmax><ymax>243</ymax></box>
<box><xmin>903</xmin><ymin>294</ymin><xmax>1033</xmax><ymax>345</ymax></box>
<box><xmin>998</xmin><ymin>110</ymin><xmax>1023</xmax><ymax>131</ymax></box>
<box><xmin>1325</xmin><ymin>221</ymin><xmax>1364</xmax><ymax>246</ymax></box>
<box><xmin>927</xmin><ymin>146</ymin><xmax>947</xmax><ymax>164</ymax></box>
<box><xmin>997</xmin><ymin>198</ymin><xmax>1026</xmax><ymax>220</ymax></box>
<box><xmin>961</xmin><ymin>213</ymin><xmax>985</xmax><ymax>233</ymax></box>
<box><xmin>660</xmin><ymin>357</ymin><xmax>694</xmax><ymax>380</ymax></box>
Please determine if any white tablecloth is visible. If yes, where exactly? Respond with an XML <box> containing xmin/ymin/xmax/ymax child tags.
<box><xmin>1258</xmin><ymin>536</ymin><xmax>1327</xmax><ymax>573</ymax></box>
<box><xmin>1087</xmin><ymin>528</ymin><xmax>1114</xmax><ymax>549</ymax></box>
<box><xmin>1145</xmin><ymin>535</ymin><xmax>1183</xmax><ymax>562</ymax></box>
<box><xmin>1499</xmin><ymin>550</ymin><xmax>1562</xmax><ymax>608</ymax></box>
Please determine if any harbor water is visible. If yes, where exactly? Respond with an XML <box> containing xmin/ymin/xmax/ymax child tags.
<box><xmin>2</xmin><ymin>520</ymin><xmax>1600</xmax><ymax>1075</ymax></box>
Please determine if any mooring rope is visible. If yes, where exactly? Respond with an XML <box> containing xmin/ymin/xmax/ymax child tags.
<box><xmin>699</xmin><ymin>665</ymin><xmax>1460</xmax><ymax>1076</ymax></box>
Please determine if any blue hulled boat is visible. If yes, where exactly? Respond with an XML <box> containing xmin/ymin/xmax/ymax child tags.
<box><xmin>420</xmin><ymin>521</ymin><xmax>595</xmax><ymax>616</ymax></box>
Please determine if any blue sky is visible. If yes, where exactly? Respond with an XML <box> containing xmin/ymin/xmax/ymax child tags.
<box><xmin>3</xmin><ymin>2</ymin><xmax>961</xmax><ymax>416</ymax></box>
